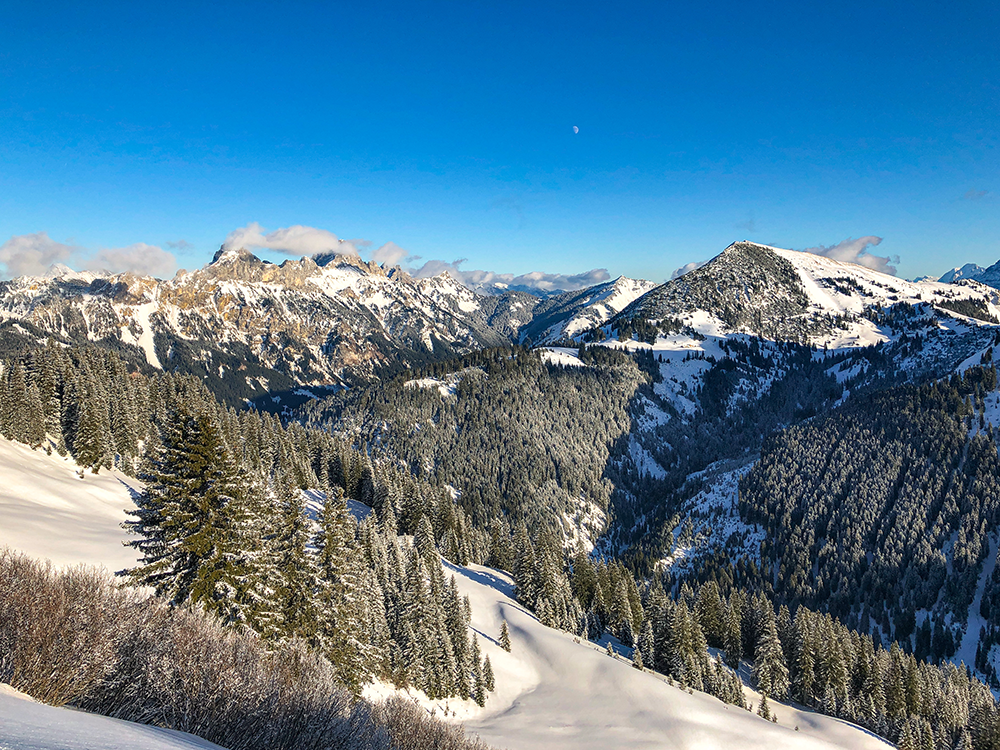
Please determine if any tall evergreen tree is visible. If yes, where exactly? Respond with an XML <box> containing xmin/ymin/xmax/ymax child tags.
<box><xmin>121</xmin><ymin>410</ymin><xmax>253</xmax><ymax>625</ymax></box>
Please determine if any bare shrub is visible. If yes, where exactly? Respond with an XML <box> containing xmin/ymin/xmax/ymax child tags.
<box><xmin>0</xmin><ymin>549</ymin><xmax>491</xmax><ymax>750</ymax></box>
<box><xmin>374</xmin><ymin>696</ymin><xmax>492</xmax><ymax>750</ymax></box>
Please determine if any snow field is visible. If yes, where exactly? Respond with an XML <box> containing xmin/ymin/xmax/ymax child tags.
<box><xmin>0</xmin><ymin>683</ymin><xmax>227</xmax><ymax>750</ymax></box>
<box><xmin>0</xmin><ymin>438</ymin><xmax>142</xmax><ymax>573</ymax></box>
<box><xmin>448</xmin><ymin>562</ymin><xmax>890</xmax><ymax>750</ymax></box>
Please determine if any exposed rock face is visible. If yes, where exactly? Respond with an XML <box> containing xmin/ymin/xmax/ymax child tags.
<box><xmin>0</xmin><ymin>249</ymin><xmax>523</xmax><ymax>405</ymax></box>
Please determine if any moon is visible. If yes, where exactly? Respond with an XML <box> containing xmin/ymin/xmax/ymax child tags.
<box><xmin>572</xmin><ymin>125</ymin><xmax>579</xmax><ymax>134</ymax></box>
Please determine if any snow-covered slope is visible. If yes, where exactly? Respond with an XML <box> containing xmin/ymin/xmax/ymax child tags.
<box><xmin>940</xmin><ymin>262</ymin><xmax>987</xmax><ymax>284</ymax></box>
<box><xmin>0</xmin><ymin>438</ymin><xmax>141</xmax><ymax>572</ymax></box>
<box><xmin>449</xmin><ymin>561</ymin><xmax>888</xmax><ymax>750</ymax></box>
<box><xmin>608</xmin><ymin>241</ymin><xmax>1000</xmax><ymax>350</ymax></box>
<box><xmin>0</xmin><ymin>683</ymin><xmax>226</xmax><ymax>750</ymax></box>
<box><xmin>518</xmin><ymin>276</ymin><xmax>657</xmax><ymax>344</ymax></box>
<box><xmin>0</xmin><ymin>436</ymin><xmax>887</xmax><ymax>750</ymax></box>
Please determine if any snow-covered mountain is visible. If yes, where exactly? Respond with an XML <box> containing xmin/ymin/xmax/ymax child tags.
<box><xmin>940</xmin><ymin>262</ymin><xmax>988</xmax><ymax>284</ymax></box>
<box><xmin>518</xmin><ymin>276</ymin><xmax>658</xmax><ymax>345</ymax></box>
<box><xmin>0</xmin><ymin>248</ymin><xmax>535</xmax><ymax>403</ymax></box>
<box><xmin>940</xmin><ymin>258</ymin><xmax>1000</xmax><ymax>289</ymax></box>
<box><xmin>3</xmin><ymin>239</ymin><xmax>998</xmax><ymax>411</ymax></box>
<box><xmin>607</xmin><ymin>241</ymin><xmax>1000</xmax><ymax>348</ymax></box>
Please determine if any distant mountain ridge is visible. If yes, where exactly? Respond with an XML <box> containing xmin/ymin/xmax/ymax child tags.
<box><xmin>941</xmin><ymin>259</ymin><xmax>1000</xmax><ymax>289</ymax></box>
<box><xmin>3</xmin><ymin>239</ymin><xmax>999</xmax><ymax>408</ymax></box>
<box><xmin>0</xmin><ymin>246</ymin><xmax>651</xmax><ymax>405</ymax></box>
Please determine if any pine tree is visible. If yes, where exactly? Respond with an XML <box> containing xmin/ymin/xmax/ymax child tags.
<box><xmin>758</xmin><ymin>693</ymin><xmax>771</xmax><ymax>720</ymax></box>
<box><xmin>316</xmin><ymin>486</ymin><xmax>368</xmax><ymax>693</ymax></box>
<box><xmin>724</xmin><ymin>597</ymin><xmax>743</xmax><ymax>669</ymax></box>
<box><xmin>499</xmin><ymin>619</ymin><xmax>512</xmax><ymax>652</ymax></box>
<box><xmin>696</xmin><ymin>581</ymin><xmax>725</xmax><ymax>647</ymax></box>
<box><xmin>753</xmin><ymin>611</ymin><xmax>789</xmax><ymax>700</ymax></box>
<box><xmin>898</xmin><ymin>721</ymin><xmax>916</xmax><ymax>750</ymax></box>
<box><xmin>483</xmin><ymin>654</ymin><xmax>495</xmax><ymax>692</ymax></box>
<box><xmin>121</xmin><ymin>410</ymin><xmax>252</xmax><ymax>625</ymax></box>
<box><xmin>270</xmin><ymin>478</ymin><xmax>320</xmax><ymax>643</ymax></box>
<box><xmin>639</xmin><ymin>618</ymin><xmax>655</xmax><ymax>668</ymax></box>
<box><xmin>471</xmin><ymin>635</ymin><xmax>486</xmax><ymax>706</ymax></box>
<box><xmin>632</xmin><ymin>646</ymin><xmax>644</xmax><ymax>670</ymax></box>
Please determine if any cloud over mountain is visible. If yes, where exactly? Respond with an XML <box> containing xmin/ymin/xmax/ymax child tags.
<box><xmin>799</xmin><ymin>236</ymin><xmax>897</xmax><ymax>275</ymax></box>
<box><xmin>223</xmin><ymin>223</ymin><xmax>363</xmax><ymax>257</ymax></box>
<box><xmin>412</xmin><ymin>258</ymin><xmax>610</xmax><ymax>294</ymax></box>
<box><xmin>0</xmin><ymin>232</ymin><xmax>78</xmax><ymax>277</ymax></box>
<box><xmin>86</xmin><ymin>243</ymin><xmax>177</xmax><ymax>277</ymax></box>
<box><xmin>0</xmin><ymin>232</ymin><xmax>177</xmax><ymax>279</ymax></box>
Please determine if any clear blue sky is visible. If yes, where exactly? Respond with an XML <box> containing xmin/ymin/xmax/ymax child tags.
<box><xmin>1</xmin><ymin>0</ymin><xmax>997</xmax><ymax>282</ymax></box>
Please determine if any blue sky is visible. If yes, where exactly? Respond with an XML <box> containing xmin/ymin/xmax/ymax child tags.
<box><xmin>1</xmin><ymin>0</ymin><xmax>997</xmax><ymax>285</ymax></box>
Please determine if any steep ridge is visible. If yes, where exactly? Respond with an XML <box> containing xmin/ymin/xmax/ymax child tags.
<box><xmin>518</xmin><ymin>276</ymin><xmax>657</xmax><ymax>345</ymax></box>
<box><xmin>0</xmin><ymin>249</ymin><xmax>524</xmax><ymax>404</ymax></box>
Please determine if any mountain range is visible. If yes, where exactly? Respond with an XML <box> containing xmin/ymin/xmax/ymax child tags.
<box><xmin>1</xmin><ymin>241</ymin><xmax>997</xmax><ymax>404</ymax></box>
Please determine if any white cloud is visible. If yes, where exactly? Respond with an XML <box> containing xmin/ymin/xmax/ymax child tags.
<box><xmin>0</xmin><ymin>232</ymin><xmax>77</xmax><ymax>277</ymax></box>
<box><xmin>0</xmin><ymin>232</ymin><xmax>178</xmax><ymax>279</ymax></box>
<box><xmin>671</xmin><ymin>260</ymin><xmax>708</xmax><ymax>279</ymax></box>
<box><xmin>223</xmin><ymin>222</ymin><xmax>361</xmax><ymax>257</ymax></box>
<box><xmin>370</xmin><ymin>241</ymin><xmax>411</xmax><ymax>266</ymax></box>
<box><xmin>800</xmin><ymin>236</ymin><xmax>897</xmax><ymax>275</ymax></box>
<box><xmin>218</xmin><ymin>224</ymin><xmax>609</xmax><ymax>294</ymax></box>
<box><xmin>412</xmin><ymin>258</ymin><xmax>610</xmax><ymax>294</ymax></box>
<box><xmin>86</xmin><ymin>243</ymin><xmax>177</xmax><ymax>278</ymax></box>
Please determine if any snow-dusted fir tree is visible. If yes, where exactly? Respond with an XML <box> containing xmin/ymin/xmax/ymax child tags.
<box><xmin>753</xmin><ymin>611</ymin><xmax>789</xmax><ymax>700</ymax></box>
<box><xmin>483</xmin><ymin>654</ymin><xmax>495</xmax><ymax>692</ymax></box>
<box><xmin>121</xmin><ymin>410</ymin><xmax>252</xmax><ymax>626</ymax></box>
<box><xmin>269</xmin><ymin>476</ymin><xmax>321</xmax><ymax>644</ymax></box>
<box><xmin>499</xmin><ymin>619</ymin><xmax>512</xmax><ymax>652</ymax></box>
<box><xmin>315</xmin><ymin>485</ymin><xmax>369</xmax><ymax>693</ymax></box>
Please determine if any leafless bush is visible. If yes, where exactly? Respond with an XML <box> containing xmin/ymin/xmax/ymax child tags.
<box><xmin>0</xmin><ymin>549</ymin><xmax>491</xmax><ymax>750</ymax></box>
<box><xmin>374</xmin><ymin>697</ymin><xmax>492</xmax><ymax>750</ymax></box>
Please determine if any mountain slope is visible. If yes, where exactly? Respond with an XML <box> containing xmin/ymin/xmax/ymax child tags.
<box><xmin>608</xmin><ymin>241</ymin><xmax>1000</xmax><ymax>348</ymax></box>
<box><xmin>0</xmin><ymin>684</ymin><xmax>226</xmax><ymax>750</ymax></box>
<box><xmin>518</xmin><ymin>276</ymin><xmax>657</xmax><ymax>345</ymax></box>
<box><xmin>449</xmin><ymin>562</ymin><xmax>888</xmax><ymax>750</ymax></box>
<box><xmin>0</xmin><ymin>249</ymin><xmax>525</xmax><ymax>404</ymax></box>
<box><xmin>0</xmin><ymin>434</ymin><xmax>886</xmax><ymax>750</ymax></box>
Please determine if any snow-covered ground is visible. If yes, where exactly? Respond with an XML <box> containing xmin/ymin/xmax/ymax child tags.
<box><xmin>404</xmin><ymin>367</ymin><xmax>486</xmax><ymax>398</ymax></box>
<box><xmin>448</xmin><ymin>562</ymin><xmax>889</xmax><ymax>750</ymax></box>
<box><xmin>0</xmin><ymin>436</ymin><xmax>888</xmax><ymax>750</ymax></box>
<box><xmin>0</xmin><ymin>683</ymin><xmax>226</xmax><ymax>750</ymax></box>
<box><xmin>0</xmin><ymin>438</ymin><xmax>142</xmax><ymax>572</ymax></box>
<box><xmin>539</xmin><ymin>347</ymin><xmax>585</xmax><ymax>367</ymax></box>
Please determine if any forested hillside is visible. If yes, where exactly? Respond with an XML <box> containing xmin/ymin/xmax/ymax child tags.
<box><xmin>303</xmin><ymin>346</ymin><xmax>646</xmax><ymax>531</ymax></box>
<box><xmin>736</xmin><ymin>366</ymin><xmax>1000</xmax><ymax>679</ymax></box>
<box><xmin>0</xmin><ymin>340</ymin><xmax>495</xmax><ymax>702</ymax></box>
